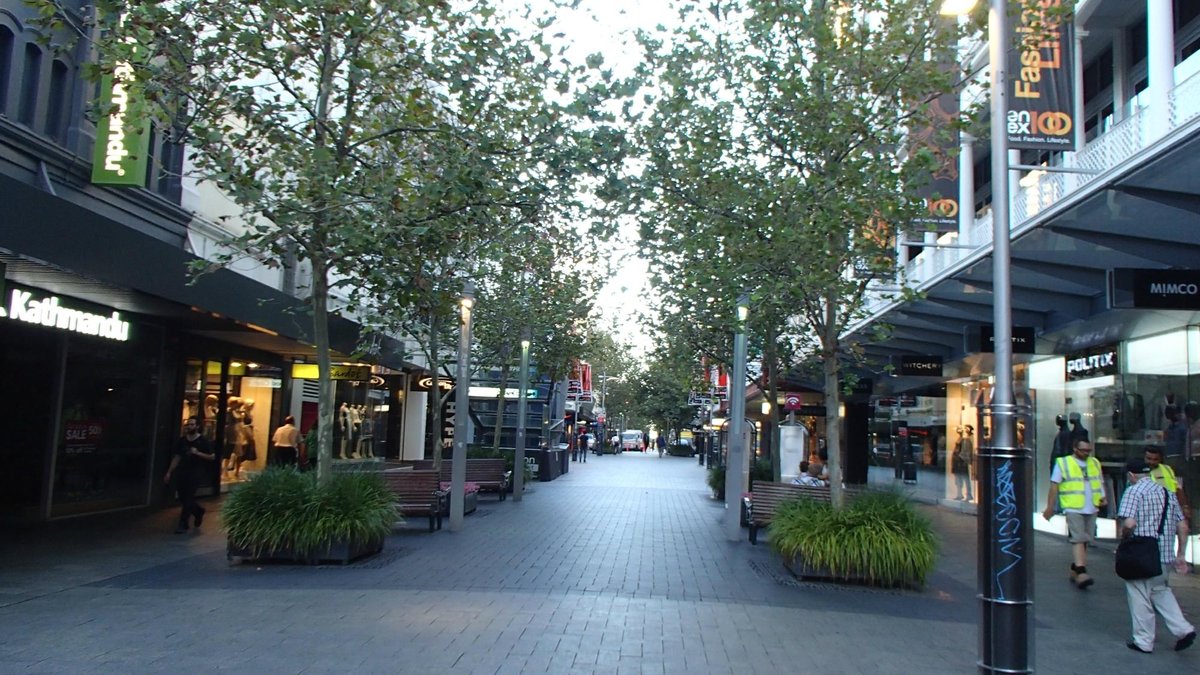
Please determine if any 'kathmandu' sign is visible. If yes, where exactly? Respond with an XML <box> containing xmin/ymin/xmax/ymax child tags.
<box><xmin>0</xmin><ymin>289</ymin><xmax>130</xmax><ymax>341</ymax></box>
<box><xmin>92</xmin><ymin>60</ymin><xmax>151</xmax><ymax>186</ymax></box>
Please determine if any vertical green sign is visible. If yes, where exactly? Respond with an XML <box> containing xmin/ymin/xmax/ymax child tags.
<box><xmin>91</xmin><ymin>61</ymin><xmax>151</xmax><ymax>186</ymax></box>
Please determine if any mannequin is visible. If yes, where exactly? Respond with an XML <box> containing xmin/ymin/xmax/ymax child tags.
<box><xmin>1051</xmin><ymin>414</ymin><xmax>1072</xmax><ymax>469</ymax></box>
<box><xmin>1068</xmin><ymin>411</ymin><xmax>1089</xmax><ymax>448</ymax></box>
<box><xmin>954</xmin><ymin>425</ymin><xmax>975</xmax><ymax>501</ymax></box>
<box><xmin>348</xmin><ymin>405</ymin><xmax>363</xmax><ymax>458</ymax></box>
<box><xmin>338</xmin><ymin>402</ymin><xmax>352</xmax><ymax>459</ymax></box>
<box><xmin>239</xmin><ymin>399</ymin><xmax>258</xmax><ymax>471</ymax></box>
<box><xmin>203</xmin><ymin>394</ymin><xmax>219</xmax><ymax>439</ymax></box>
<box><xmin>356</xmin><ymin>406</ymin><xmax>374</xmax><ymax>458</ymax></box>
<box><xmin>224</xmin><ymin>397</ymin><xmax>245</xmax><ymax>475</ymax></box>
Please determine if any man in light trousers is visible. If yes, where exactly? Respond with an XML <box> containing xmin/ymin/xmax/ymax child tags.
<box><xmin>1117</xmin><ymin>457</ymin><xmax>1195</xmax><ymax>654</ymax></box>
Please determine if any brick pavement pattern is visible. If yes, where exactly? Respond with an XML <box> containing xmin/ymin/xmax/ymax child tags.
<box><xmin>1</xmin><ymin>452</ymin><xmax>1196</xmax><ymax>673</ymax></box>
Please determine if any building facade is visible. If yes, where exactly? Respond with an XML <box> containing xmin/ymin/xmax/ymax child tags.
<box><xmin>0</xmin><ymin>1</ymin><xmax>418</xmax><ymax>523</ymax></box>
<box><xmin>845</xmin><ymin>0</ymin><xmax>1200</xmax><ymax>562</ymax></box>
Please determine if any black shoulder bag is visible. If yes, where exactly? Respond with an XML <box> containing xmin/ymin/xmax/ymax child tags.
<box><xmin>1115</xmin><ymin>487</ymin><xmax>1170</xmax><ymax>581</ymax></box>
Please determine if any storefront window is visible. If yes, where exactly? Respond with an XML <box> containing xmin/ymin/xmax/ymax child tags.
<box><xmin>0</xmin><ymin>320</ymin><xmax>57</xmax><ymax>517</ymax></box>
<box><xmin>51</xmin><ymin>325</ymin><xmax>161</xmax><ymax>517</ymax></box>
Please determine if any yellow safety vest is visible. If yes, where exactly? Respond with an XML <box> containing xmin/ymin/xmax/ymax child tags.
<box><xmin>1055</xmin><ymin>455</ymin><xmax>1104</xmax><ymax>510</ymax></box>
<box><xmin>1150</xmin><ymin>464</ymin><xmax>1178</xmax><ymax>492</ymax></box>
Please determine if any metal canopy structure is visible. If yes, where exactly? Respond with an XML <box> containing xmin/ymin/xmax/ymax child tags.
<box><xmin>846</xmin><ymin>127</ymin><xmax>1200</xmax><ymax>371</ymax></box>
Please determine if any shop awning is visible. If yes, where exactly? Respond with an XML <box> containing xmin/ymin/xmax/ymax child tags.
<box><xmin>0</xmin><ymin>177</ymin><xmax>411</xmax><ymax>369</ymax></box>
<box><xmin>844</xmin><ymin>124</ymin><xmax>1200</xmax><ymax>372</ymax></box>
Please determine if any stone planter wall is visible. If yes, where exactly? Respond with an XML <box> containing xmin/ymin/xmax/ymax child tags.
<box><xmin>227</xmin><ymin>537</ymin><xmax>383</xmax><ymax>565</ymax></box>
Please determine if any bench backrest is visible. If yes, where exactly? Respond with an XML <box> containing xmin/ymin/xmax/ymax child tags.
<box><xmin>383</xmin><ymin>469</ymin><xmax>441</xmax><ymax>505</ymax></box>
<box><xmin>408</xmin><ymin>458</ymin><xmax>508</xmax><ymax>482</ymax></box>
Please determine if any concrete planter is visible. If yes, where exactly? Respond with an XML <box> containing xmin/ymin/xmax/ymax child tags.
<box><xmin>227</xmin><ymin>536</ymin><xmax>384</xmax><ymax>565</ymax></box>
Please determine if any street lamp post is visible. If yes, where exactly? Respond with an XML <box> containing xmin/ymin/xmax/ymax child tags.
<box><xmin>724</xmin><ymin>293</ymin><xmax>749</xmax><ymax>542</ymax></box>
<box><xmin>450</xmin><ymin>281</ymin><xmax>475</xmax><ymax>531</ymax></box>
<box><xmin>941</xmin><ymin>2</ymin><xmax>1031</xmax><ymax>672</ymax></box>
<box><xmin>513</xmin><ymin>327</ymin><xmax>531</xmax><ymax>502</ymax></box>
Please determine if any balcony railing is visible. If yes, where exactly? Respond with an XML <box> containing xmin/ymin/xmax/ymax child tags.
<box><xmin>858</xmin><ymin>66</ymin><xmax>1200</xmax><ymax>324</ymax></box>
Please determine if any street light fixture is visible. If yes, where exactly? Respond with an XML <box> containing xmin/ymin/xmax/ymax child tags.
<box><xmin>513</xmin><ymin>327</ymin><xmax>531</xmax><ymax>502</ymax></box>
<box><xmin>725</xmin><ymin>292</ymin><xmax>750</xmax><ymax>542</ymax></box>
<box><xmin>940</xmin><ymin>2</ymin><xmax>1031</xmax><ymax>673</ymax></box>
<box><xmin>450</xmin><ymin>281</ymin><xmax>475</xmax><ymax>531</ymax></box>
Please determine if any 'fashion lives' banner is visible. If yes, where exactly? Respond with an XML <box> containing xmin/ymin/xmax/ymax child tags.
<box><xmin>1006</xmin><ymin>1</ymin><xmax>1077</xmax><ymax>151</ymax></box>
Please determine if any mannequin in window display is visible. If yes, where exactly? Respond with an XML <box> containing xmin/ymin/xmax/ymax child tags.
<box><xmin>1051</xmin><ymin>415</ymin><xmax>1072</xmax><ymax>469</ymax></box>
<box><xmin>1068</xmin><ymin>412</ymin><xmax>1090</xmax><ymax>448</ymax></box>
<box><xmin>954</xmin><ymin>425</ymin><xmax>975</xmax><ymax>501</ymax></box>
<box><xmin>338</xmin><ymin>402</ymin><xmax>353</xmax><ymax>459</ymax></box>
<box><xmin>348</xmin><ymin>404</ymin><xmax>363</xmax><ymax>458</ymax></box>
<box><xmin>238</xmin><ymin>399</ymin><xmax>258</xmax><ymax>470</ymax></box>
<box><xmin>357</xmin><ymin>406</ymin><xmax>374</xmax><ymax>458</ymax></box>
<box><xmin>223</xmin><ymin>397</ymin><xmax>245</xmax><ymax>475</ymax></box>
<box><xmin>1164</xmin><ymin>405</ymin><xmax>1188</xmax><ymax>460</ymax></box>
<box><xmin>203</xmin><ymin>394</ymin><xmax>220</xmax><ymax>439</ymax></box>
<box><xmin>1186</xmin><ymin>402</ymin><xmax>1200</xmax><ymax>462</ymax></box>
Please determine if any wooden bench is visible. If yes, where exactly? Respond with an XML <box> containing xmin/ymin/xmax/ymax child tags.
<box><xmin>746</xmin><ymin>482</ymin><xmax>866</xmax><ymax>545</ymax></box>
<box><xmin>411</xmin><ymin>458</ymin><xmax>512</xmax><ymax>500</ymax></box>
<box><xmin>382</xmin><ymin>469</ymin><xmax>445</xmax><ymax>532</ymax></box>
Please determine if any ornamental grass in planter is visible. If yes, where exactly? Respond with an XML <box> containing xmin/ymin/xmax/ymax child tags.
<box><xmin>768</xmin><ymin>490</ymin><xmax>937</xmax><ymax>588</ymax></box>
<box><xmin>223</xmin><ymin>467</ymin><xmax>397</xmax><ymax>563</ymax></box>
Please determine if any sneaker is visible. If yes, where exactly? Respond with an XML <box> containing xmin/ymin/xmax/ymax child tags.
<box><xmin>1176</xmin><ymin>631</ymin><xmax>1196</xmax><ymax>652</ymax></box>
<box><xmin>174</xmin><ymin>525</ymin><xmax>188</xmax><ymax>534</ymax></box>
<box><xmin>1075</xmin><ymin>573</ymin><xmax>1094</xmax><ymax>589</ymax></box>
<box><xmin>1126</xmin><ymin>641</ymin><xmax>1152</xmax><ymax>654</ymax></box>
<box><xmin>194</xmin><ymin>507</ymin><xmax>205</xmax><ymax>528</ymax></box>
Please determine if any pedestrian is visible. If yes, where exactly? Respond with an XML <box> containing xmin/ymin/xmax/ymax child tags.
<box><xmin>656</xmin><ymin>433</ymin><xmax>667</xmax><ymax>457</ymax></box>
<box><xmin>1042</xmin><ymin>439</ymin><xmax>1107</xmax><ymax>589</ymax></box>
<box><xmin>610</xmin><ymin>434</ymin><xmax>619</xmax><ymax>454</ymax></box>
<box><xmin>580</xmin><ymin>431</ymin><xmax>589</xmax><ymax>463</ymax></box>
<box><xmin>270</xmin><ymin>415</ymin><xmax>302</xmax><ymax>467</ymax></box>
<box><xmin>1145</xmin><ymin>446</ymin><xmax>1190</xmax><ymax>520</ymax></box>
<box><xmin>1117</xmin><ymin>457</ymin><xmax>1195</xmax><ymax>654</ymax></box>
<box><xmin>163</xmin><ymin>417</ymin><xmax>215</xmax><ymax>534</ymax></box>
<box><xmin>642</xmin><ymin>431</ymin><xmax>650</xmax><ymax>453</ymax></box>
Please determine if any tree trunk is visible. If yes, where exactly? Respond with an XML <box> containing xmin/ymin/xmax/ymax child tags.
<box><xmin>822</xmin><ymin>296</ymin><xmax>844</xmax><ymax>509</ymax></box>
<box><xmin>311</xmin><ymin>257</ymin><xmax>335</xmax><ymax>486</ymax></box>
<box><xmin>492</xmin><ymin>362</ymin><xmax>511</xmax><ymax>450</ymax></box>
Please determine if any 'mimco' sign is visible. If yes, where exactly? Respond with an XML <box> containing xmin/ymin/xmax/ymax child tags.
<box><xmin>1109</xmin><ymin>268</ymin><xmax>1200</xmax><ymax>310</ymax></box>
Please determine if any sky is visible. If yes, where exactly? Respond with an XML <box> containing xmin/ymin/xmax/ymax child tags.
<box><xmin>534</xmin><ymin>0</ymin><xmax>680</xmax><ymax>361</ymax></box>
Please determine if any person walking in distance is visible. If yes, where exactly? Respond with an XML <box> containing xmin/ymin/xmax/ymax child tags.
<box><xmin>1043</xmin><ymin>440</ymin><xmax>1107</xmax><ymax>589</ymax></box>
<box><xmin>1118</xmin><ymin>457</ymin><xmax>1195</xmax><ymax>654</ymax></box>
<box><xmin>164</xmin><ymin>417</ymin><xmax>215</xmax><ymax>534</ymax></box>
<box><xmin>271</xmin><ymin>415</ymin><xmax>302</xmax><ymax>467</ymax></box>
<box><xmin>656</xmin><ymin>433</ymin><xmax>667</xmax><ymax>457</ymax></box>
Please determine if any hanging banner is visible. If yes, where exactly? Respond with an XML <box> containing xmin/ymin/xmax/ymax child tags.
<box><xmin>1007</xmin><ymin>1</ymin><xmax>1077</xmax><ymax>151</ymax></box>
<box><xmin>912</xmin><ymin>91</ymin><xmax>961</xmax><ymax>233</ymax></box>
<box><xmin>91</xmin><ymin>55</ymin><xmax>151</xmax><ymax>185</ymax></box>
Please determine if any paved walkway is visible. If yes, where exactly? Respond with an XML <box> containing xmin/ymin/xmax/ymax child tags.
<box><xmin>0</xmin><ymin>452</ymin><xmax>1196</xmax><ymax>673</ymax></box>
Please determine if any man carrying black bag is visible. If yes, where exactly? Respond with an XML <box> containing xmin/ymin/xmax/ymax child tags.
<box><xmin>1117</xmin><ymin>457</ymin><xmax>1195</xmax><ymax>654</ymax></box>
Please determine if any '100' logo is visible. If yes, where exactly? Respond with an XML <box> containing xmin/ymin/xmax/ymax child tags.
<box><xmin>1007</xmin><ymin>110</ymin><xmax>1072</xmax><ymax>137</ymax></box>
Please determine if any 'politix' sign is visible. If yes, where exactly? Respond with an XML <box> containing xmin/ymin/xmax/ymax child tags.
<box><xmin>1065</xmin><ymin>345</ymin><xmax>1119</xmax><ymax>381</ymax></box>
<box><xmin>1007</xmin><ymin>1</ymin><xmax>1077</xmax><ymax>151</ymax></box>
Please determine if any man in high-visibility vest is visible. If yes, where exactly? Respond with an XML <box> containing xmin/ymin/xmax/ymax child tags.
<box><xmin>1145</xmin><ymin>446</ymin><xmax>1191</xmax><ymax>523</ymax></box>
<box><xmin>1043</xmin><ymin>440</ymin><xmax>1108</xmax><ymax>589</ymax></box>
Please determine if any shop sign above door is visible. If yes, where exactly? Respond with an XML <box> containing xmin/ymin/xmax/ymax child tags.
<box><xmin>1065</xmin><ymin>345</ymin><xmax>1119</xmax><ymax>381</ymax></box>
<box><xmin>0</xmin><ymin>288</ymin><xmax>130</xmax><ymax>341</ymax></box>
<box><xmin>1108</xmin><ymin>268</ymin><xmax>1200</xmax><ymax>310</ymax></box>
<box><xmin>965</xmin><ymin>325</ymin><xmax>1036</xmax><ymax>354</ymax></box>
<box><xmin>899</xmin><ymin>356</ymin><xmax>943</xmax><ymax>377</ymax></box>
<box><xmin>291</xmin><ymin>363</ymin><xmax>370</xmax><ymax>380</ymax></box>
